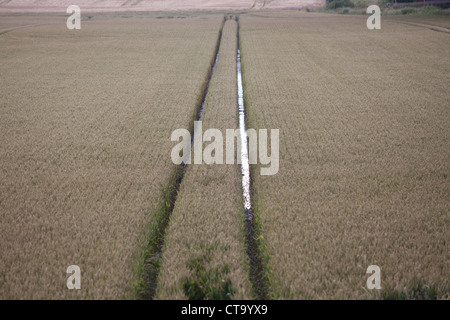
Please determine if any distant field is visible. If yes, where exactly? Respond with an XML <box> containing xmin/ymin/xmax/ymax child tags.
<box><xmin>0</xmin><ymin>0</ymin><xmax>325</xmax><ymax>13</ymax></box>
<box><xmin>0</xmin><ymin>9</ymin><xmax>448</xmax><ymax>300</ymax></box>
<box><xmin>240</xmin><ymin>12</ymin><xmax>449</xmax><ymax>299</ymax></box>
<box><xmin>0</xmin><ymin>14</ymin><xmax>223</xmax><ymax>299</ymax></box>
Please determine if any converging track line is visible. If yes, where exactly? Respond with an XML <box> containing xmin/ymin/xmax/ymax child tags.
<box><xmin>137</xmin><ymin>17</ymin><xmax>226</xmax><ymax>300</ymax></box>
<box><xmin>236</xmin><ymin>16</ymin><xmax>270</xmax><ymax>300</ymax></box>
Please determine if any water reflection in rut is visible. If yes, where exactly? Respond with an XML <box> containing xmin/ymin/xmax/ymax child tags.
<box><xmin>236</xmin><ymin>23</ymin><xmax>268</xmax><ymax>299</ymax></box>
<box><xmin>237</xmin><ymin>48</ymin><xmax>252</xmax><ymax>218</ymax></box>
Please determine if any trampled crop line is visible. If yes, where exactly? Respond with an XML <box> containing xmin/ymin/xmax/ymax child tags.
<box><xmin>236</xmin><ymin>16</ymin><xmax>270</xmax><ymax>300</ymax></box>
<box><xmin>136</xmin><ymin>16</ymin><xmax>226</xmax><ymax>300</ymax></box>
<box><xmin>387</xmin><ymin>20</ymin><xmax>450</xmax><ymax>34</ymax></box>
<box><xmin>0</xmin><ymin>16</ymin><xmax>94</xmax><ymax>36</ymax></box>
<box><xmin>0</xmin><ymin>23</ymin><xmax>49</xmax><ymax>36</ymax></box>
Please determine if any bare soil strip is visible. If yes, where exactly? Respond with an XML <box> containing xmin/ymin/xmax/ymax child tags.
<box><xmin>137</xmin><ymin>17</ymin><xmax>226</xmax><ymax>300</ymax></box>
<box><xmin>0</xmin><ymin>1</ymin><xmax>325</xmax><ymax>13</ymax></box>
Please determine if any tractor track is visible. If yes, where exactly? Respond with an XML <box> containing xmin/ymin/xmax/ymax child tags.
<box><xmin>138</xmin><ymin>15</ymin><xmax>270</xmax><ymax>300</ymax></box>
<box><xmin>236</xmin><ymin>16</ymin><xmax>270</xmax><ymax>300</ymax></box>
<box><xmin>137</xmin><ymin>16</ymin><xmax>226</xmax><ymax>300</ymax></box>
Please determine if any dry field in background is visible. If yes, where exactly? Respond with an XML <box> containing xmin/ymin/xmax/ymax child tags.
<box><xmin>155</xmin><ymin>19</ymin><xmax>253</xmax><ymax>300</ymax></box>
<box><xmin>0</xmin><ymin>14</ymin><xmax>224</xmax><ymax>299</ymax></box>
<box><xmin>0</xmin><ymin>1</ymin><xmax>325</xmax><ymax>13</ymax></box>
<box><xmin>239</xmin><ymin>12</ymin><xmax>449</xmax><ymax>299</ymax></box>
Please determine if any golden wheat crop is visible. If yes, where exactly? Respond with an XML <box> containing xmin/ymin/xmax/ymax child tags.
<box><xmin>0</xmin><ymin>14</ymin><xmax>224</xmax><ymax>299</ymax></box>
<box><xmin>240</xmin><ymin>12</ymin><xmax>449</xmax><ymax>299</ymax></box>
<box><xmin>1</xmin><ymin>10</ymin><xmax>449</xmax><ymax>300</ymax></box>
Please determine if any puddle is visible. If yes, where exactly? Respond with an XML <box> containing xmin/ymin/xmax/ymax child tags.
<box><xmin>237</xmin><ymin>48</ymin><xmax>254</xmax><ymax>220</ymax></box>
<box><xmin>237</xmin><ymin>48</ymin><xmax>253</xmax><ymax>216</ymax></box>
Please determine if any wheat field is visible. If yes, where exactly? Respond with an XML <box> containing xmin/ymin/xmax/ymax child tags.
<box><xmin>0</xmin><ymin>13</ymin><xmax>224</xmax><ymax>299</ymax></box>
<box><xmin>240</xmin><ymin>12</ymin><xmax>449</xmax><ymax>299</ymax></box>
<box><xmin>0</xmin><ymin>9</ymin><xmax>448</xmax><ymax>300</ymax></box>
